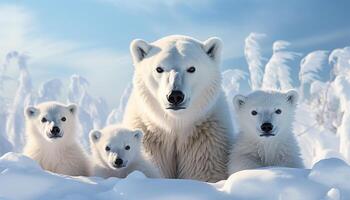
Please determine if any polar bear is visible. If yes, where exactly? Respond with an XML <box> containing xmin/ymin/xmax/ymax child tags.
<box><xmin>23</xmin><ymin>101</ymin><xmax>90</xmax><ymax>176</ymax></box>
<box><xmin>89</xmin><ymin>125</ymin><xmax>161</xmax><ymax>178</ymax></box>
<box><xmin>228</xmin><ymin>90</ymin><xmax>304</xmax><ymax>174</ymax></box>
<box><xmin>123</xmin><ymin>35</ymin><xmax>234</xmax><ymax>182</ymax></box>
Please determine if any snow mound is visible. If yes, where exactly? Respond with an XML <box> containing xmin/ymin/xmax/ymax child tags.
<box><xmin>1</xmin><ymin>153</ymin><xmax>350</xmax><ymax>200</ymax></box>
<box><xmin>309</xmin><ymin>158</ymin><xmax>350</xmax><ymax>194</ymax></box>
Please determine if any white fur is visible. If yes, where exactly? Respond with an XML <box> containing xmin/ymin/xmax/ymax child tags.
<box><xmin>229</xmin><ymin>90</ymin><xmax>304</xmax><ymax>174</ymax></box>
<box><xmin>89</xmin><ymin>125</ymin><xmax>161</xmax><ymax>178</ymax></box>
<box><xmin>124</xmin><ymin>35</ymin><xmax>234</xmax><ymax>182</ymax></box>
<box><xmin>23</xmin><ymin>101</ymin><xmax>90</xmax><ymax>176</ymax></box>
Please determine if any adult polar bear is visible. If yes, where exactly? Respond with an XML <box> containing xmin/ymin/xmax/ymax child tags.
<box><xmin>123</xmin><ymin>35</ymin><xmax>234</xmax><ymax>182</ymax></box>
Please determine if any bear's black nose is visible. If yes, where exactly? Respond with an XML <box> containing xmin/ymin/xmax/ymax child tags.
<box><xmin>261</xmin><ymin>123</ymin><xmax>273</xmax><ymax>133</ymax></box>
<box><xmin>51</xmin><ymin>126</ymin><xmax>60</xmax><ymax>135</ymax></box>
<box><xmin>167</xmin><ymin>90</ymin><xmax>184</xmax><ymax>105</ymax></box>
<box><xmin>115</xmin><ymin>158</ymin><xmax>123</xmax><ymax>166</ymax></box>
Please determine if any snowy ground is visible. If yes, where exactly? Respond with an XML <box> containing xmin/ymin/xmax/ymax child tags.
<box><xmin>0</xmin><ymin>153</ymin><xmax>349</xmax><ymax>200</ymax></box>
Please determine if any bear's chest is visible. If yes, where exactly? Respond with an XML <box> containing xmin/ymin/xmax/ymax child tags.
<box><xmin>142</xmin><ymin>119</ymin><xmax>230</xmax><ymax>182</ymax></box>
<box><xmin>256</xmin><ymin>142</ymin><xmax>287</xmax><ymax>166</ymax></box>
<box><xmin>142</xmin><ymin>128</ymin><xmax>178</xmax><ymax>178</ymax></box>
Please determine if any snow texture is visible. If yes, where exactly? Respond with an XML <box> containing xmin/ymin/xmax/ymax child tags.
<box><xmin>1</xmin><ymin>153</ymin><xmax>350</xmax><ymax>200</ymax></box>
<box><xmin>244</xmin><ymin>32</ymin><xmax>265</xmax><ymax>90</ymax></box>
<box><xmin>262</xmin><ymin>40</ymin><xmax>300</xmax><ymax>90</ymax></box>
<box><xmin>299</xmin><ymin>50</ymin><xmax>329</xmax><ymax>100</ymax></box>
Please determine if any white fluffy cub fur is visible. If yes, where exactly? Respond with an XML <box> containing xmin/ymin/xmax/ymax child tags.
<box><xmin>89</xmin><ymin>125</ymin><xmax>161</xmax><ymax>178</ymax></box>
<box><xmin>229</xmin><ymin>90</ymin><xmax>304</xmax><ymax>174</ymax></box>
<box><xmin>23</xmin><ymin>101</ymin><xmax>90</xmax><ymax>176</ymax></box>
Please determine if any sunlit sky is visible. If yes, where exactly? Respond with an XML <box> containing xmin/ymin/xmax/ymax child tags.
<box><xmin>1</xmin><ymin>0</ymin><xmax>350</xmax><ymax>107</ymax></box>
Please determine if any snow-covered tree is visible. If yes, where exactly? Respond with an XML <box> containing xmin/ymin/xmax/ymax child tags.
<box><xmin>309</xmin><ymin>80</ymin><xmax>341</xmax><ymax>133</ymax></box>
<box><xmin>299</xmin><ymin>50</ymin><xmax>328</xmax><ymax>100</ymax></box>
<box><xmin>0</xmin><ymin>62</ymin><xmax>13</xmax><ymax>90</ymax></box>
<box><xmin>222</xmin><ymin>69</ymin><xmax>247</xmax><ymax>98</ymax></box>
<box><xmin>5</xmin><ymin>52</ymin><xmax>33</xmax><ymax>151</ymax></box>
<box><xmin>221</xmin><ymin>69</ymin><xmax>248</xmax><ymax>134</ymax></box>
<box><xmin>329</xmin><ymin>47</ymin><xmax>350</xmax><ymax>80</ymax></box>
<box><xmin>0</xmin><ymin>81</ymin><xmax>12</xmax><ymax>155</ymax></box>
<box><xmin>244</xmin><ymin>33</ymin><xmax>265</xmax><ymax>90</ymax></box>
<box><xmin>262</xmin><ymin>40</ymin><xmax>299</xmax><ymax>91</ymax></box>
<box><xmin>68</xmin><ymin>75</ymin><xmax>109</xmax><ymax>147</ymax></box>
<box><xmin>0</xmin><ymin>56</ymin><xmax>11</xmax><ymax>155</ymax></box>
<box><xmin>36</xmin><ymin>78</ymin><xmax>63</xmax><ymax>103</ymax></box>
<box><xmin>313</xmin><ymin>46</ymin><xmax>350</xmax><ymax>134</ymax></box>
<box><xmin>106</xmin><ymin>83</ymin><xmax>132</xmax><ymax>125</ymax></box>
<box><xmin>333</xmin><ymin>74</ymin><xmax>350</xmax><ymax>162</ymax></box>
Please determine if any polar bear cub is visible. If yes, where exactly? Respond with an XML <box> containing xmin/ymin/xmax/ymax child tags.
<box><xmin>228</xmin><ymin>90</ymin><xmax>304</xmax><ymax>174</ymax></box>
<box><xmin>89</xmin><ymin>125</ymin><xmax>161</xmax><ymax>178</ymax></box>
<box><xmin>23</xmin><ymin>101</ymin><xmax>90</xmax><ymax>176</ymax></box>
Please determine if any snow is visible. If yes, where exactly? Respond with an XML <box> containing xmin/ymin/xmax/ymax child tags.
<box><xmin>1</xmin><ymin>153</ymin><xmax>350</xmax><ymax>200</ymax></box>
<box><xmin>106</xmin><ymin>83</ymin><xmax>132</xmax><ymax>125</ymax></box>
<box><xmin>1</xmin><ymin>33</ymin><xmax>350</xmax><ymax>199</ymax></box>
<box><xmin>329</xmin><ymin>47</ymin><xmax>350</xmax><ymax>78</ymax></box>
<box><xmin>299</xmin><ymin>50</ymin><xmax>329</xmax><ymax>99</ymax></box>
<box><xmin>299</xmin><ymin>50</ymin><xmax>329</xmax><ymax>84</ymax></box>
<box><xmin>36</xmin><ymin>78</ymin><xmax>63</xmax><ymax>103</ymax></box>
<box><xmin>222</xmin><ymin>69</ymin><xmax>247</xmax><ymax>99</ymax></box>
<box><xmin>5</xmin><ymin>52</ymin><xmax>32</xmax><ymax>152</ymax></box>
<box><xmin>262</xmin><ymin>40</ymin><xmax>300</xmax><ymax>90</ymax></box>
<box><xmin>244</xmin><ymin>32</ymin><xmax>265</xmax><ymax>90</ymax></box>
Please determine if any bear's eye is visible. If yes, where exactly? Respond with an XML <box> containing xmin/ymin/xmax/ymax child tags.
<box><xmin>275</xmin><ymin>109</ymin><xmax>282</xmax><ymax>114</ymax></box>
<box><xmin>61</xmin><ymin>117</ymin><xmax>66</xmax><ymax>122</ymax></box>
<box><xmin>156</xmin><ymin>67</ymin><xmax>164</xmax><ymax>73</ymax></box>
<box><xmin>187</xmin><ymin>66</ymin><xmax>196</xmax><ymax>73</ymax></box>
<box><xmin>41</xmin><ymin>118</ymin><xmax>48</xmax><ymax>123</ymax></box>
<box><xmin>251</xmin><ymin>110</ymin><xmax>258</xmax><ymax>116</ymax></box>
<box><xmin>125</xmin><ymin>145</ymin><xmax>130</xmax><ymax>150</ymax></box>
<box><xmin>105</xmin><ymin>146</ymin><xmax>111</xmax><ymax>152</ymax></box>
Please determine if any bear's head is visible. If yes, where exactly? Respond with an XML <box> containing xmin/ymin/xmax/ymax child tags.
<box><xmin>233</xmin><ymin>90</ymin><xmax>298</xmax><ymax>138</ymax></box>
<box><xmin>130</xmin><ymin>35</ymin><xmax>223</xmax><ymax>127</ymax></box>
<box><xmin>24</xmin><ymin>102</ymin><xmax>78</xmax><ymax>143</ymax></box>
<box><xmin>89</xmin><ymin>125</ymin><xmax>143</xmax><ymax>170</ymax></box>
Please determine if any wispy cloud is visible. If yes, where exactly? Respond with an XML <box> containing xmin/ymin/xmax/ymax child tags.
<box><xmin>98</xmin><ymin>0</ymin><xmax>212</xmax><ymax>13</ymax></box>
<box><xmin>0</xmin><ymin>5</ymin><xmax>35</xmax><ymax>61</ymax></box>
<box><xmin>291</xmin><ymin>28</ymin><xmax>350</xmax><ymax>49</ymax></box>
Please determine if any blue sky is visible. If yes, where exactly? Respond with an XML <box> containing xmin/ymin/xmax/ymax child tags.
<box><xmin>1</xmin><ymin>0</ymin><xmax>350</xmax><ymax>107</ymax></box>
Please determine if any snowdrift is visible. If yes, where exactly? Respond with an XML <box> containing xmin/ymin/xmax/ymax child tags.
<box><xmin>0</xmin><ymin>152</ymin><xmax>349</xmax><ymax>200</ymax></box>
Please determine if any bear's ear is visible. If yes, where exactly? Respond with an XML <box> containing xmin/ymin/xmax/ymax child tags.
<box><xmin>67</xmin><ymin>104</ymin><xmax>77</xmax><ymax>115</ymax></box>
<box><xmin>285</xmin><ymin>90</ymin><xmax>299</xmax><ymax>106</ymax></box>
<box><xmin>24</xmin><ymin>106</ymin><xmax>39</xmax><ymax>118</ymax></box>
<box><xmin>203</xmin><ymin>37</ymin><xmax>223</xmax><ymax>61</ymax></box>
<box><xmin>133</xmin><ymin>129</ymin><xmax>143</xmax><ymax>140</ymax></box>
<box><xmin>233</xmin><ymin>95</ymin><xmax>247</xmax><ymax>110</ymax></box>
<box><xmin>89</xmin><ymin>130</ymin><xmax>102</xmax><ymax>143</ymax></box>
<box><xmin>130</xmin><ymin>39</ymin><xmax>152</xmax><ymax>63</ymax></box>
